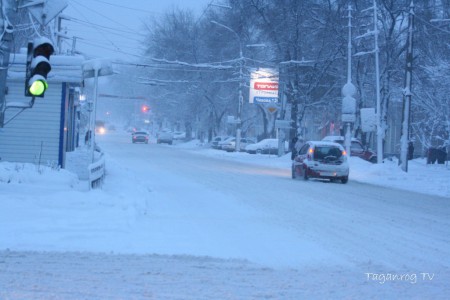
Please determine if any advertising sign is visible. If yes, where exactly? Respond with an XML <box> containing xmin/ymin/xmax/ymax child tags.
<box><xmin>249</xmin><ymin>68</ymin><xmax>279</xmax><ymax>104</ymax></box>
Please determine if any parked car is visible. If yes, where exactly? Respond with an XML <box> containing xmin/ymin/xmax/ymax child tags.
<box><xmin>131</xmin><ymin>131</ymin><xmax>149</xmax><ymax>144</ymax></box>
<box><xmin>173</xmin><ymin>131</ymin><xmax>186</xmax><ymax>140</ymax></box>
<box><xmin>157</xmin><ymin>131</ymin><xmax>174</xmax><ymax>144</ymax></box>
<box><xmin>245</xmin><ymin>138</ymin><xmax>280</xmax><ymax>154</ymax></box>
<box><xmin>218</xmin><ymin>137</ymin><xmax>235</xmax><ymax>151</ymax></box>
<box><xmin>322</xmin><ymin>135</ymin><xmax>377</xmax><ymax>163</ymax></box>
<box><xmin>292</xmin><ymin>141</ymin><xmax>349</xmax><ymax>183</ymax></box>
<box><xmin>220</xmin><ymin>137</ymin><xmax>256</xmax><ymax>152</ymax></box>
<box><xmin>211</xmin><ymin>136</ymin><xmax>230</xmax><ymax>149</ymax></box>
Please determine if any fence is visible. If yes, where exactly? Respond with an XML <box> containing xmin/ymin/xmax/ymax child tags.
<box><xmin>88</xmin><ymin>151</ymin><xmax>105</xmax><ymax>189</ymax></box>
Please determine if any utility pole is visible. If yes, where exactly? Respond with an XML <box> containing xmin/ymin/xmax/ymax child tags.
<box><xmin>342</xmin><ymin>4</ymin><xmax>357</xmax><ymax>157</ymax></box>
<box><xmin>354</xmin><ymin>0</ymin><xmax>383</xmax><ymax>163</ymax></box>
<box><xmin>0</xmin><ymin>0</ymin><xmax>14</xmax><ymax>128</ymax></box>
<box><xmin>399</xmin><ymin>1</ymin><xmax>415</xmax><ymax>172</ymax></box>
<box><xmin>373</xmin><ymin>0</ymin><xmax>383</xmax><ymax>164</ymax></box>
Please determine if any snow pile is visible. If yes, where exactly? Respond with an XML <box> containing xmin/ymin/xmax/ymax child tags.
<box><xmin>0</xmin><ymin>161</ymin><xmax>78</xmax><ymax>187</ymax></box>
<box><xmin>349</xmin><ymin>157</ymin><xmax>450</xmax><ymax>198</ymax></box>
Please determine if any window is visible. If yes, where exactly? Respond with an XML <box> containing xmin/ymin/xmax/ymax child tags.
<box><xmin>314</xmin><ymin>146</ymin><xmax>342</xmax><ymax>161</ymax></box>
<box><xmin>299</xmin><ymin>144</ymin><xmax>309</xmax><ymax>155</ymax></box>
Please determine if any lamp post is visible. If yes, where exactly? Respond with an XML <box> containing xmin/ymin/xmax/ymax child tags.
<box><xmin>211</xmin><ymin>21</ymin><xmax>243</xmax><ymax>152</ymax></box>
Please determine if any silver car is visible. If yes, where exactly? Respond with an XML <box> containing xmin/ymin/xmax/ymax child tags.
<box><xmin>157</xmin><ymin>131</ymin><xmax>174</xmax><ymax>145</ymax></box>
<box><xmin>292</xmin><ymin>141</ymin><xmax>349</xmax><ymax>183</ymax></box>
<box><xmin>221</xmin><ymin>137</ymin><xmax>256</xmax><ymax>152</ymax></box>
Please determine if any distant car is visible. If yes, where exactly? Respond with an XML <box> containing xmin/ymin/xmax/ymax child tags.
<box><xmin>220</xmin><ymin>137</ymin><xmax>256</xmax><ymax>152</ymax></box>
<box><xmin>157</xmin><ymin>131</ymin><xmax>174</xmax><ymax>144</ymax></box>
<box><xmin>292</xmin><ymin>141</ymin><xmax>349</xmax><ymax>183</ymax></box>
<box><xmin>132</xmin><ymin>131</ymin><xmax>149</xmax><ymax>144</ymax></box>
<box><xmin>173</xmin><ymin>131</ymin><xmax>186</xmax><ymax>140</ymax></box>
<box><xmin>211</xmin><ymin>136</ymin><xmax>230</xmax><ymax>149</ymax></box>
<box><xmin>95</xmin><ymin>121</ymin><xmax>106</xmax><ymax>135</ymax></box>
<box><xmin>245</xmin><ymin>138</ymin><xmax>281</xmax><ymax>154</ymax></box>
<box><xmin>322</xmin><ymin>135</ymin><xmax>377</xmax><ymax>163</ymax></box>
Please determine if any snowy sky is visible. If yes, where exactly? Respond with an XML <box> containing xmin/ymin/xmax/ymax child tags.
<box><xmin>64</xmin><ymin>0</ymin><xmax>211</xmax><ymax>60</ymax></box>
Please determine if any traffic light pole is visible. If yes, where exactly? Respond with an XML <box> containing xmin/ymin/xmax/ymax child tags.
<box><xmin>90</xmin><ymin>69</ymin><xmax>100</xmax><ymax>162</ymax></box>
<box><xmin>0</xmin><ymin>5</ymin><xmax>14</xmax><ymax>128</ymax></box>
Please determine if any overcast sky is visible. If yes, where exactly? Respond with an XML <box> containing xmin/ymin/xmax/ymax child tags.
<box><xmin>64</xmin><ymin>0</ymin><xmax>211</xmax><ymax>61</ymax></box>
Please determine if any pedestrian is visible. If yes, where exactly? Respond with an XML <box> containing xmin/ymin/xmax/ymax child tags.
<box><xmin>408</xmin><ymin>141</ymin><xmax>414</xmax><ymax>160</ymax></box>
<box><xmin>85</xmin><ymin>130</ymin><xmax>92</xmax><ymax>145</ymax></box>
<box><xmin>291</xmin><ymin>136</ymin><xmax>298</xmax><ymax>160</ymax></box>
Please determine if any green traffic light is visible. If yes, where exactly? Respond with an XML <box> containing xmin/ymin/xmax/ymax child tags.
<box><xmin>29</xmin><ymin>80</ymin><xmax>48</xmax><ymax>96</ymax></box>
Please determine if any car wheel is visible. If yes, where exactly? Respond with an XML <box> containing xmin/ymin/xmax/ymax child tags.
<box><xmin>291</xmin><ymin>165</ymin><xmax>296</xmax><ymax>179</ymax></box>
<box><xmin>370</xmin><ymin>156</ymin><xmax>377</xmax><ymax>164</ymax></box>
<box><xmin>303</xmin><ymin>166</ymin><xmax>309</xmax><ymax>181</ymax></box>
<box><xmin>341</xmin><ymin>176</ymin><xmax>348</xmax><ymax>184</ymax></box>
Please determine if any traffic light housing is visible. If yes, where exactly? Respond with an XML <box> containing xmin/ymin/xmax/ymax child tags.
<box><xmin>25</xmin><ymin>37</ymin><xmax>54</xmax><ymax>97</ymax></box>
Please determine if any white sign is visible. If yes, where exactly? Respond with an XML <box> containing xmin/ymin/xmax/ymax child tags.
<box><xmin>360</xmin><ymin>108</ymin><xmax>376</xmax><ymax>132</ymax></box>
<box><xmin>275</xmin><ymin>119</ymin><xmax>291</xmax><ymax>129</ymax></box>
<box><xmin>249</xmin><ymin>68</ymin><xmax>279</xmax><ymax>104</ymax></box>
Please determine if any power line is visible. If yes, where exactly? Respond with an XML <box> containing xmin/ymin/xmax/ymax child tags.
<box><xmin>68</xmin><ymin>1</ymin><xmax>131</xmax><ymax>56</ymax></box>
<box><xmin>69</xmin><ymin>0</ymin><xmax>138</xmax><ymax>33</ymax></box>
<box><xmin>68</xmin><ymin>0</ymin><xmax>161</xmax><ymax>15</ymax></box>
<box><xmin>67</xmin><ymin>17</ymin><xmax>143</xmax><ymax>36</ymax></box>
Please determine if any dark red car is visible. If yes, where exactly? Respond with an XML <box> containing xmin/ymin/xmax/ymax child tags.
<box><xmin>322</xmin><ymin>136</ymin><xmax>377</xmax><ymax>163</ymax></box>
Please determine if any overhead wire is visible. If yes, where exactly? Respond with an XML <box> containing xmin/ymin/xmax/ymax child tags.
<box><xmin>69</xmin><ymin>0</ymin><xmax>138</xmax><ymax>33</ymax></box>
<box><xmin>67</xmin><ymin>0</ymin><xmax>140</xmax><ymax>58</ymax></box>
<box><xmin>68</xmin><ymin>0</ymin><xmax>161</xmax><ymax>15</ymax></box>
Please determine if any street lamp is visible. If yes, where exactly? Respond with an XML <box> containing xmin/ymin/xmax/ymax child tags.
<box><xmin>211</xmin><ymin>20</ymin><xmax>243</xmax><ymax>152</ymax></box>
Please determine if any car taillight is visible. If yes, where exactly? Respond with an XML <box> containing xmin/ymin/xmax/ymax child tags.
<box><xmin>342</xmin><ymin>150</ymin><xmax>347</xmax><ymax>156</ymax></box>
<box><xmin>307</xmin><ymin>148</ymin><xmax>314</xmax><ymax>160</ymax></box>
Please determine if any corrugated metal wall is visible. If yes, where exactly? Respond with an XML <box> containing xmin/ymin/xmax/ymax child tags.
<box><xmin>0</xmin><ymin>81</ymin><xmax>65</xmax><ymax>166</ymax></box>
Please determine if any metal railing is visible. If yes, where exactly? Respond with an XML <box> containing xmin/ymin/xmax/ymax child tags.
<box><xmin>88</xmin><ymin>151</ymin><xmax>105</xmax><ymax>189</ymax></box>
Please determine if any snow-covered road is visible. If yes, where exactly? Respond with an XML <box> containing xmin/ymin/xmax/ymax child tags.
<box><xmin>102</xmin><ymin>133</ymin><xmax>450</xmax><ymax>271</ymax></box>
<box><xmin>1</xmin><ymin>132</ymin><xmax>449</xmax><ymax>299</ymax></box>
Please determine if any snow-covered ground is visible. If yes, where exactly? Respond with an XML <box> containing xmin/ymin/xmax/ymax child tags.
<box><xmin>176</xmin><ymin>139</ymin><xmax>450</xmax><ymax>198</ymax></box>
<box><xmin>0</xmin><ymin>132</ymin><xmax>449</xmax><ymax>299</ymax></box>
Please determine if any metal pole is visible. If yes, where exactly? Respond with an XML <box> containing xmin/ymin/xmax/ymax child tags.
<box><xmin>0</xmin><ymin>0</ymin><xmax>13</xmax><ymax>128</ymax></box>
<box><xmin>399</xmin><ymin>1</ymin><xmax>415</xmax><ymax>172</ymax></box>
<box><xmin>236</xmin><ymin>44</ymin><xmax>243</xmax><ymax>152</ymax></box>
<box><xmin>91</xmin><ymin>69</ymin><xmax>99</xmax><ymax>162</ymax></box>
<box><xmin>374</xmin><ymin>0</ymin><xmax>383</xmax><ymax>163</ymax></box>
<box><xmin>345</xmin><ymin>4</ymin><xmax>353</xmax><ymax>157</ymax></box>
<box><xmin>347</xmin><ymin>5</ymin><xmax>352</xmax><ymax>82</ymax></box>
